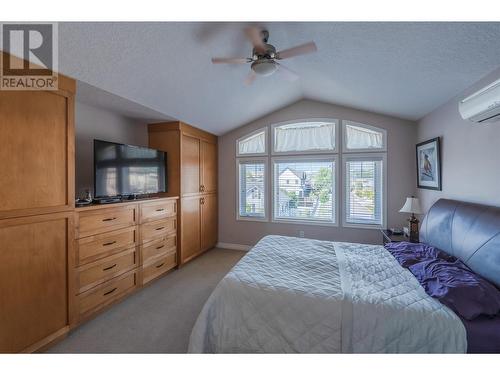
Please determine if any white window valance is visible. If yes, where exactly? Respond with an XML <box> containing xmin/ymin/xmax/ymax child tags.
<box><xmin>344</xmin><ymin>122</ymin><xmax>385</xmax><ymax>150</ymax></box>
<box><xmin>238</xmin><ymin>129</ymin><xmax>266</xmax><ymax>155</ymax></box>
<box><xmin>273</xmin><ymin>122</ymin><xmax>336</xmax><ymax>153</ymax></box>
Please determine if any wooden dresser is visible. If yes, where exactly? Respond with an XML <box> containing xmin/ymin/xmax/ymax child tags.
<box><xmin>73</xmin><ymin>197</ymin><xmax>178</xmax><ymax>324</ymax></box>
<box><xmin>148</xmin><ymin>122</ymin><xmax>218</xmax><ymax>265</ymax></box>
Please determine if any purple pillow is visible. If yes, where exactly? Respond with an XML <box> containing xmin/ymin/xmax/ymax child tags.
<box><xmin>384</xmin><ymin>241</ymin><xmax>456</xmax><ymax>268</ymax></box>
<box><xmin>409</xmin><ymin>258</ymin><xmax>500</xmax><ymax>320</ymax></box>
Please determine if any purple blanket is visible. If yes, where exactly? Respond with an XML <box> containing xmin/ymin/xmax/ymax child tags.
<box><xmin>385</xmin><ymin>241</ymin><xmax>500</xmax><ymax>353</ymax></box>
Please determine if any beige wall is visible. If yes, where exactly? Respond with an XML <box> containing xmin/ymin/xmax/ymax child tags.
<box><xmin>218</xmin><ymin>99</ymin><xmax>417</xmax><ymax>247</ymax></box>
<box><xmin>75</xmin><ymin>101</ymin><xmax>148</xmax><ymax>197</ymax></box>
<box><xmin>416</xmin><ymin>66</ymin><xmax>500</xmax><ymax>213</ymax></box>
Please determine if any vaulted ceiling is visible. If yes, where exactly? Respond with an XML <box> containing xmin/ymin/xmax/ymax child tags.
<box><xmin>58</xmin><ymin>22</ymin><xmax>500</xmax><ymax>135</ymax></box>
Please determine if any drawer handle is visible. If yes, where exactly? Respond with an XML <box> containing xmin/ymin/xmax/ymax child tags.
<box><xmin>103</xmin><ymin>287</ymin><xmax>117</xmax><ymax>296</ymax></box>
<box><xmin>156</xmin><ymin>245</ymin><xmax>165</xmax><ymax>250</ymax></box>
<box><xmin>156</xmin><ymin>262</ymin><xmax>165</xmax><ymax>268</ymax></box>
<box><xmin>102</xmin><ymin>217</ymin><xmax>117</xmax><ymax>222</ymax></box>
<box><xmin>155</xmin><ymin>227</ymin><xmax>165</xmax><ymax>231</ymax></box>
<box><xmin>102</xmin><ymin>241</ymin><xmax>117</xmax><ymax>247</ymax></box>
<box><xmin>103</xmin><ymin>264</ymin><xmax>117</xmax><ymax>271</ymax></box>
<box><xmin>155</xmin><ymin>208</ymin><xmax>165</xmax><ymax>212</ymax></box>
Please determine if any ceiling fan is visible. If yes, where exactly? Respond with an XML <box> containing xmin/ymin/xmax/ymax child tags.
<box><xmin>211</xmin><ymin>26</ymin><xmax>317</xmax><ymax>85</ymax></box>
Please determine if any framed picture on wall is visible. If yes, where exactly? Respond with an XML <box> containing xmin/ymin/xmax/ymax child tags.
<box><xmin>416</xmin><ymin>137</ymin><xmax>442</xmax><ymax>190</ymax></box>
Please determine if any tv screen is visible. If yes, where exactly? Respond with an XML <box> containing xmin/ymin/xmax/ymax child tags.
<box><xmin>94</xmin><ymin>140</ymin><xmax>166</xmax><ymax>198</ymax></box>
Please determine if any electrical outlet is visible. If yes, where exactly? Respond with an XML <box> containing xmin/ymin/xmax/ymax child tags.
<box><xmin>299</xmin><ymin>230</ymin><xmax>305</xmax><ymax>238</ymax></box>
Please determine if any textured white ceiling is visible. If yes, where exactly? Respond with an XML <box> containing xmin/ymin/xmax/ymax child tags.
<box><xmin>59</xmin><ymin>22</ymin><xmax>500</xmax><ymax>135</ymax></box>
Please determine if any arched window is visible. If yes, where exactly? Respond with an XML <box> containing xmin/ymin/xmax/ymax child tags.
<box><xmin>343</xmin><ymin>121</ymin><xmax>386</xmax><ymax>152</ymax></box>
<box><xmin>272</xmin><ymin>120</ymin><xmax>337</xmax><ymax>154</ymax></box>
<box><xmin>236</xmin><ymin>127</ymin><xmax>267</xmax><ymax>156</ymax></box>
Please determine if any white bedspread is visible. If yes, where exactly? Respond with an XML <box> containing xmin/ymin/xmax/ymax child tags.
<box><xmin>188</xmin><ymin>235</ymin><xmax>466</xmax><ymax>353</ymax></box>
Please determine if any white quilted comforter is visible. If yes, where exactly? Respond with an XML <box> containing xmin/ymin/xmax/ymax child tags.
<box><xmin>188</xmin><ymin>235</ymin><xmax>466</xmax><ymax>353</ymax></box>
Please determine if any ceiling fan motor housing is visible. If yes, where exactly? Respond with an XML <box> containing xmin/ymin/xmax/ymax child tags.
<box><xmin>251</xmin><ymin>59</ymin><xmax>278</xmax><ymax>76</ymax></box>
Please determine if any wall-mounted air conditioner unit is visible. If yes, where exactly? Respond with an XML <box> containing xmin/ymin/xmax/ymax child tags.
<box><xmin>459</xmin><ymin>78</ymin><xmax>500</xmax><ymax>124</ymax></box>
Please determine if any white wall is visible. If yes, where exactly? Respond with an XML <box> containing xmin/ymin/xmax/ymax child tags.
<box><xmin>218</xmin><ymin>99</ymin><xmax>417</xmax><ymax>247</ymax></box>
<box><xmin>416</xmin><ymin>66</ymin><xmax>500</xmax><ymax>213</ymax></box>
<box><xmin>75</xmin><ymin>101</ymin><xmax>148</xmax><ymax>197</ymax></box>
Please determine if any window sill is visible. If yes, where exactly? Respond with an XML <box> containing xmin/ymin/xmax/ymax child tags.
<box><xmin>236</xmin><ymin>215</ymin><xmax>268</xmax><ymax>223</ymax></box>
<box><xmin>271</xmin><ymin>218</ymin><xmax>338</xmax><ymax>227</ymax></box>
<box><xmin>342</xmin><ymin>222</ymin><xmax>384</xmax><ymax>230</ymax></box>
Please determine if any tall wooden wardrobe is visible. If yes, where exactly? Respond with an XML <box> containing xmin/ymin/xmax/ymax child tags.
<box><xmin>0</xmin><ymin>75</ymin><xmax>76</xmax><ymax>352</ymax></box>
<box><xmin>148</xmin><ymin>122</ymin><xmax>218</xmax><ymax>265</ymax></box>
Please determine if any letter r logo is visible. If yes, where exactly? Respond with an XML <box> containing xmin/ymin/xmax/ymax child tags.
<box><xmin>2</xmin><ymin>23</ymin><xmax>54</xmax><ymax>76</ymax></box>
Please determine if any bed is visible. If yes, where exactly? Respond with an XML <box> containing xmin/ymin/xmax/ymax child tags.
<box><xmin>188</xmin><ymin>199</ymin><xmax>500</xmax><ymax>353</ymax></box>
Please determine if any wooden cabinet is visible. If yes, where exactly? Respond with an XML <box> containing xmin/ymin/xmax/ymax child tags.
<box><xmin>0</xmin><ymin>88</ymin><xmax>74</xmax><ymax>219</ymax></box>
<box><xmin>72</xmin><ymin>197</ymin><xmax>178</xmax><ymax>323</ymax></box>
<box><xmin>180</xmin><ymin>136</ymin><xmax>217</xmax><ymax>196</ymax></box>
<box><xmin>201</xmin><ymin>141</ymin><xmax>217</xmax><ymax>193</ymax></box>
<box><xmin>148</xmin><ymin>122</ymin><xmax>218</xmax><ymax>265</ymax></box>
<box><xmin>181</xmin><ymin>134</ymin><xmax>201</xmax><ymax>195</ymax></box>
<box><xmin>201</xmin><ymin>194</ymin><xmax>218</xmax><ymax>251</ymax></box>
<box><xmin>0</xmin><ymin>212</ymin><xmax>73</xmax><ymax>353</ymax></box>
<box><xmin>181</xmin><ymin>196</ymin><xmax>202</xmax><ymax>262</ymax></box>
<box><xmin>180</xmin><ymin>194</ymin><xmax>217</xmax><ymax>263</ymax></box>
<box><xmin>0</xmin><ymin>68</ymin><xmax>75</xmax><ymax>353</ymax></box>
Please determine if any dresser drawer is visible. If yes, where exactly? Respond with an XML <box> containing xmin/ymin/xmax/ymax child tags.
<box><xmin>141</xmin><ymin>234</ymin><xmax>176</xmax><ymax>265</ymax></box>
<box><xmin>142</xmin><ymin>253</ymin><xmax>176</xmax><ymax>285</ymax></box>
<box><xmin>77</xmin><ymin>249</ymin><xmax>138</xmax><ymax>294</ymax></box>
<box><xmin>77</xmin><ymin>226</ymin><xmax>137</xmax><ymax>265</ymax></box>
<box><xmin>78</xmin><ymin>271</ymin><xmax>138</xmax><ymax>317</ymax></box>
<box><xmin>77</xmin><ymin>205</ymin><xmax>137</xmax><ymax>238</ymax></box>
<box><xmin>140</xmin><ymin>217</ymin><xmax>176</xmax><ymax>244</ymax></box>
<box><xmin>140</xmin><ymin>200</ymin><xmax>177</xmax><ymax>224</ymax></box>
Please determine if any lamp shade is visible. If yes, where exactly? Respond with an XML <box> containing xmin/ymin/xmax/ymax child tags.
<box><xmin>399</xmin><ymin>197</ymin><xmax>422</xmax><ymax>214</ymax></box>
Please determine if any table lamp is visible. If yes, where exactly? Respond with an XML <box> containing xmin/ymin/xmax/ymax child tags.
<box><xmin>399</xmin><ymin>196</ymin><xmax>422</xmax><ymax>243</ymax></box>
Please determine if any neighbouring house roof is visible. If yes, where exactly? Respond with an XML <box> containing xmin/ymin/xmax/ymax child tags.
<box><xmin>280</xmin><ymin>167</ymin><xmax>303</xmax><ymax>180</ymax></box>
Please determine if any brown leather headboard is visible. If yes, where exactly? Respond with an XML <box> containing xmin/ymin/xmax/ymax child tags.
<box><xmin>420</xmin><ymin>199</ymin><xmax>500</xmax><ymax>288</ymax></box>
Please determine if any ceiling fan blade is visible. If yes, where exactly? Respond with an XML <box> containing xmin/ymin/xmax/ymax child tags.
<box><xmin>244</xmin><ymin>71</ymin><xmax>257</xmax><ymax>86</ymax></box>
<box><xmin>276</xmin><ymin>41</ymin><xmax>317</xmax><ymax>60</ymax></box>
<box><xmin>276</xmin><ymin>63</ymin><xmax>299</xmax><ymax>82</ymax></box>
<box><xmin>244</xmin><ymin>26</ymin><xmax>266</xmax><ymax>53</ymax></box>
<box><xmin>211</xmin><ymin>57</ymin><xmax>250</xmax><ymax>64</ymax></box>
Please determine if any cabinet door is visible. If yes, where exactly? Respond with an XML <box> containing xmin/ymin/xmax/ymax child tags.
<box><xmin>201</xmin><ymin>141</ymin><xmax>217</xmax><ymax>193</ymax></box>
<box><xmin>0</xmin><ymin>90</ymin><xmax>73</xmax><ymax>217</ymax></box>
<box><xmin>0</xmin><ymin>212</ymin><xmax>71</xmax><ymax>353</ymax></box>
<box><xmin>181</xmin><ymin>134</ymin><xmax>201</xmax><ymax>196</ymax></box>
<box><xmin>180</xmin><ymin>196</ymin><xmax>201</xmax><ymax>263</ymax></box>
<box><xmin>201</xmin><ymin>194</ymin><xmax>217</xmax><ymax>251</ymax></box>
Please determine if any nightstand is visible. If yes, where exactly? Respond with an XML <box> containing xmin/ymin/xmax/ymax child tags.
<box><xmin>381</xmin><ymin>229</ymin><xmax>408</xmax><ymax>245</ymax></box>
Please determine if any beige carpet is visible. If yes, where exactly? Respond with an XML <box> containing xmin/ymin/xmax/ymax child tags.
<box><xmin>48</xmin><ymin>248</ymin><xmax>245</xmax><ymax>353</ymax></box>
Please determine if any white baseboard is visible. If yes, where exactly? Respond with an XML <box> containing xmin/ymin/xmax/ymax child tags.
<box><xmin>216</xmin><ymin>242</ymin><xmax>252</xmax><ymax>252</ymax></box>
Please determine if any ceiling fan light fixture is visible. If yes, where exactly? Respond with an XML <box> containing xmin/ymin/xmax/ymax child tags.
<box><xmin>251</xmin><ymin>60</ymin><xmax>278</xmax><ymax>76</ymax></box>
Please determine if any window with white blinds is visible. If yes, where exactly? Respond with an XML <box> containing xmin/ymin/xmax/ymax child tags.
<box><xmin>344</xmin><ymin>156</ymin><xmax>385</xmax><ymax>227</ymax></box>
<box><xmin>235</xmin><ymin>120</ymin><xmax>387</xmax><ymax>227</ymax></box>
<box><xmin>273</xmin><ymin>121</ymin><xmax>336</xmax><ymax>153</ymax></box>
<box><xmin>273</xmin><ymin>158</ymin><xmax>336</xmax><ymax>223</ymax></box>
<box><xmin>238</xmin><ymin>159</ymin><xmax>267</xmax><ymax>219</ymax></box>
<box><xmin>237</xmin><ymin>128</ymin><xmax>267</xmax><ymax>156</ymax></box>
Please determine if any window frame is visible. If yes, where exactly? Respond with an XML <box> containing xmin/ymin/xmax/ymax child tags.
<box><xmin>236</xmin><ymin>127</ymin><xmax>269</xmax><ymax>157</ymax></box>
<box><xmin>342</xmin><ymin>153</ymin><xmax>387</xmax><ymax>230</ymax></box>
<box><xmin>271</xmin><ymin>118</ymin><xmax>339</xmax><ymax>156</ymax></box>
<box><xmin>271</xmin><ymin>155</ymin><xmax>339</xmax><ymax>227</ymax></box>
<box><xmin>342</xmin><ymin>120</ymin><xmax>387</xmax><ymax>153</ymax></box>
<box><xmin>236</xmin><ymin>157</ymin><xmax>269</xmax><ymax>222</ymax></box>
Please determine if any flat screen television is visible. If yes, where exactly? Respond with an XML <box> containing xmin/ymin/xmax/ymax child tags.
<box><xmin>94</xmin><ymin>139</ymin><xmax>167</xmax><ymax>198</ymax></box>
